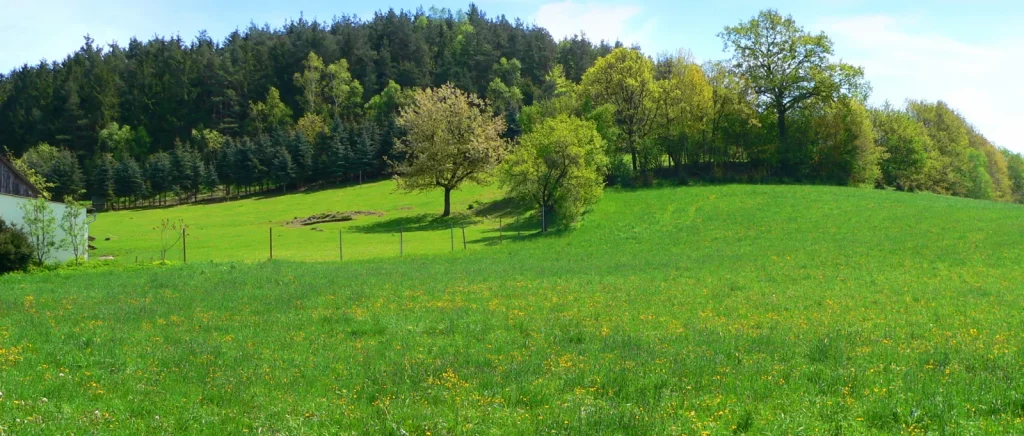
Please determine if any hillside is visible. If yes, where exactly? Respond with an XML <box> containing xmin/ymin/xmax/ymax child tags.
<box><xmin>3</xmin><ymin>185</ymin><xmax>1024</xmax><ymax>433</ymax></box>
<box><xmin>89</xmin><ymin>180</ymin><xmax>520</xmax><ymax>263</ymax></box>
<box><xmin>5</xmin><ymin>5</ymin><xmax>1023</xmax><ymax>219</ymax></box>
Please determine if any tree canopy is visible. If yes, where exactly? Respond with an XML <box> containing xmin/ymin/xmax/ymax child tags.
<box><xmin>0</xmin><ymin>4</ymin><xmax>1019</xmax><ymax>213</ymax></box>
<box><xmin>394</xmin><ymin>84</ymin><xmax>507</xmax><ymax>216</ymax></box>
<box><xmin>581</xmin><ymin>48</ymin><xmax>658</xmax><ymax>174</ymax></box>
<box><xmin>501</xmin><ymin>115</ymin><xmax>608</xmax><ymax>230</ymax></box>
<box><xmin>720</xmin><ymin>9</ymin><xmax>867</xmax><ymax>173</ymax></box>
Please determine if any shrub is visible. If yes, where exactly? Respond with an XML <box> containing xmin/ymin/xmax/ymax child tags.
<box><xmin>0</xmin><ymin>218</ymin><xmax>34</xmax><ymax>274</ymax></box>
<box><xmin>607</xmin><ymin>154</ymin><xmax>634</xmax><ymax>187</ymax></box>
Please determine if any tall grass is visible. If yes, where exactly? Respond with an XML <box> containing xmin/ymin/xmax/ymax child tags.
<box><xmin>2</xmin><ymin>185</ymin><xmax>1024</xmax><ymax>433</ymax></box>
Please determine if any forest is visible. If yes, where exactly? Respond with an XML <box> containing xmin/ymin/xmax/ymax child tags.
<box><xmin>1</xmin><ymin>4</ymin><xmax>1022</xmax><ymax>212</ymax></box>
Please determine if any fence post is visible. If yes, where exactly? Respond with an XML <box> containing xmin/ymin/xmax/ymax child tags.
<box><xmin>400</xmin><ymin>225</ymin><xmax>404</xmax><ymax>256</ymax></box>
<box><xmin>339</xmin><ymin>230</ymin><xmax>343</xmax><ymax>262</ymax></box>
<box><xmin>462</xmin><ymin>226</ymin><xmax>467</xmax><ymax>250</ymax></box>
<box><xmin>182</xmin><ymin>228</ymin><xmax>187</xmax><ymax>263</ymax></box>
<box><xmin>450</xmin><ymin>222</ymin><xmax>454</xmax><ymax>252</ymax></box>
<box><xmin>269</xmin><ymin>227</ymin><xmax>273</xmax><ymax>260</ymax></box>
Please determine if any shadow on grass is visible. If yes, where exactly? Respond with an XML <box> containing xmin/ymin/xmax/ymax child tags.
<box><xmin>470</xmin><ymin>197</ymin><xmax>533</xmax><ymax>218</ymax></box>
<box><xmin>351</xmin><ymin>197</ymin><xmax>537</xmax><ymax>235</ymax></box>
<box><xmin>350</xmin><ymin>213</ymin><xmax>478</xmax><ymax>234</ymax></box>
<box><xmin>470</xmin><ymin>225</ymin><xmax>567</xmax><ymax>246</ymax></box>
<box><xmin>251</xmin><ymin>178</ymin><xmax>390</xmax><ymax>201</ymax></box>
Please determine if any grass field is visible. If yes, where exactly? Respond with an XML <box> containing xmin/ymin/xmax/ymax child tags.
<box><xmin>3</xmin><ymin>184</ymin><xmax>1024</xmax><ymax>434</ymax></box>
<box><xmin>89</xmin><ymin>180</ymin><xmax>528</xmax><ymax>263</ymax></box>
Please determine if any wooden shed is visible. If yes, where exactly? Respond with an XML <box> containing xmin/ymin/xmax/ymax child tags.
<box><xmin>0</xmin><ymin>154</ymin><xmax>42</xmax><ymax>198</ymax></box>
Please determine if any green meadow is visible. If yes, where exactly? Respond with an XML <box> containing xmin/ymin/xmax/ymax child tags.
<box><xmin>88</xmin><ymin>181</ymin><xmax>524</xmax><ymax>263</ymax></box>
<box><xmin>3</xmin><ymin>184</ymin><xmax>1024</xmax><ymax>434</ymax></box>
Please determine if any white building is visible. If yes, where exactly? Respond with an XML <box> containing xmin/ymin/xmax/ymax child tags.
<box><xmin>0</xmin><ymin>155</ymin><xmax>90</xmax><ymax>263</ymax></box>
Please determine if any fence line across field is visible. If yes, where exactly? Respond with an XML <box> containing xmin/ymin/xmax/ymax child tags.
<box><xmin>159</xmin><ymin>211</ymin><xmax>546</xmax><ymax>264</ymax></box>
<box><xmin>261</xmin><ymin>219</ymin><xmax>520</xmax><ymax>261</ymax></box>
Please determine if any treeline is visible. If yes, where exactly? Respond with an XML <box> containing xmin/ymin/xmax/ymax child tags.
<box><xmin>0</xmin><ymin>5</ymin><xmax>618</xmax><ymax>207</ymax></box>
<box><xmin>1</xmin><ymin>5</ymin><xmax>1022</xmax><ymax>209</ymax></box>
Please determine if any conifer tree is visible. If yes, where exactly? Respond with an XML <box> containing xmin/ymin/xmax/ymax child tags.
<box><xmin>90</xmin><ymin>153</ymin><xmax>117</xmax><ymax>209</ymax></box>
<box><xmin>146</xmin><ymin>152</ymin><xmax>173</xmax><ymax>205</ymax></box>
<box><xmin>352</xmin><ymin>121</ymin><xmax>379</xmax><ymax>183</ymax></box>
<box><xmin>217</xmin><ymin>139</ymin><xmax>237</xmax><ymax>198</ymax></box>
<box><xmin>114</xmin><ymin>157</ymin><xmax>147</xmax><ymax>207</ymax></box>
<box><xmin>270</xmin><ymin>147</ymin><xmax>295</xmax><ymax>193</ymax></box>
<box><xmin>289</xmin><ymin>131</ymin><xmax>315</xmax><ymax>188</ymax></box>
<box><xmin>320</xmin><ymin>120</ymin><xmax>350</xmax><ymax>182</ymax></box>
<box><xmin>48</xmin><ymin>149</ymin><xmax>85</xmax><ymax>200</ymax></box>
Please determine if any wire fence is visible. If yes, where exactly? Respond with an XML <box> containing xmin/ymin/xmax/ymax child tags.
<box><xmin>134</xmin><ymin>213</ymin><xmax>546</xmax><ymax>265</ymax></box>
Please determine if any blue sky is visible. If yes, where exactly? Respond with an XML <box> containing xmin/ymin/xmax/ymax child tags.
<box><xmin>1</xmin><ymin>0</ymin><xmax>1021</xmax><ymax>151</ymax></box>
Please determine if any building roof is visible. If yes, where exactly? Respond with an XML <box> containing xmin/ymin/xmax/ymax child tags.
<box><xmin>0</xmin><ymin>153</ymin><xmax>43</xmax><ymax>198</ymax></box>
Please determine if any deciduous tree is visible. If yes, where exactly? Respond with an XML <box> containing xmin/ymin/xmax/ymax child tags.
<box><xmin>394</xmin><ymin>84</ymin><xmax>507</xmax><ymax>217</ymax></box>
<box><xmin>248</xmin><ymin>87</ymin><xmax>293</xmax><ymax>135</ymax></box>
<box><xmin>653</xmin><ymin>52</ymin><xmax>713</xmax><ymax>175</ymax></box>
<box><xmin>581</xmin><ymin>48</ymin><xmax>658</xmax><ymax>174</ymax></box>
<box><xmin>720</xmin><ymin>10</ymin><xmax>866</xmax><ymax>170</ymax></box>
<box><xmin>59</xmin><ymin>197</ymin><xmax>88</xmax><ymax>264</ymax></box>
<box><xmin>871</xmin><ymin>106</ymin><xmax>929</xmax><ymax>191</ymax></box>
<box><xmin>98</xmin><ymin>122</ymin><xmax>134</xmax><ymax>160</ymax></box>
<box><xmin>501</xmin><ymin>115</ymin><xmax>608</xmax><ymax>231</ymax></box>
<box><xmin>18</xmin><ymin>197</ymin><xmax>59</xmax><ymax>265</ymax></box>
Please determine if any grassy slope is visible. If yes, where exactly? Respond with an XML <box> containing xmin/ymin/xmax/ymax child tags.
<box><xmin>89</xmin><ymin>181</ymin><xmax>522</xmax><ymax>263</ymax></box>
<box><xmin>3</xmin><ymin>185</ymin><xmax>1024</xmax><ymax>434</ymax></box>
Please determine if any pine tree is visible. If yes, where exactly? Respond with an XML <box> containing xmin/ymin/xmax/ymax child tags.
<box><xmin>114</xmin><ymin>157</ymin><xmax>147</xmax><ymax>208</ymax></box>
<box><xmin>171</xmin><ymin>145</ymin><xmax>204</xmax><ymax>202</ymax></box>
<box><xmin>46</xmin><ymin>149</ymin><xmax>85</xmax><ymax>200</ymax></box>
<box><xmin>270</xmin><ymin>147</ymin><xmax>296</xmax><ymax>193</ymax></box>
<box><xmin>171</xmin><ymin>146</ymin><xmax>194</xmax><ymax>201</ymax></box>
<box><xmin>90</xmin><ymin>153</ymin><xmax>117</xmax><ymax>209</ymax></box>
<box><xmin>254</xmin><ymin>135</ymin><xmax>275</xmax><ymax>191</ymax></box>
<box><xmin>146</xmin><ymin>152</ymin><xmax>173</xmax><ymax>205</ymax></box>
<box><xmin>203</xmin><ymin>162</ymin><xmax>220</xmax><ymax>197</ymax></box>
<box><xmin>319</xmin><ymin>120</ymin><xmax>350</xmax><ymax>183</ymax></box>
<box><xmin>216</xmin><ymin>139</ymin><xmax>237</xmax><ymax>198</ymax></box>
<box><xmin>352</xmin><ymin>121</ymin><xmax>379</xmax><ymax>183</ymax></box>
<box><xmin>232</xmin><ymin>138</ymin><xmax>264</xmax><ymax>194</ymax></box>
<box><xmin>289</xmin><ymin>131</ymin><xmax>315</xmax><ymax>188</ymax></box>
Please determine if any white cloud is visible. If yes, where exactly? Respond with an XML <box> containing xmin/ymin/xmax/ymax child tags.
<box><xmin>818</xmin><ymin>14</ymin><xmax>1024</xmax><ymax>152</ymax></box>
<box><xmin>532</xmin><ymin>0</ymin><xmax>656</xmax><ymax>50</ymax></box>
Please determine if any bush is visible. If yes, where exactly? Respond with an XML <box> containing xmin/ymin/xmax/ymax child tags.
<box><xmin>608</xmin><ymin>155</ymin><xmax>634</xmax><ymax>187</ymax></box>
<box><xmin>0</xmin><ymin>218</ymin><xmax>34</xmax><ymax>274</ymax></box>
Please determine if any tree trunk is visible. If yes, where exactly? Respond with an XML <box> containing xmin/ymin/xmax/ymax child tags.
<box><xmin>777</xmin><ymin>109</ymin><xmax>787</xmax><ymax>148</ymax></box>
<box><xmin>776</xmin><ymin>105</ymin><xmax>791</xmax><ymax>177</ymax></box>
<box><xmin>541</xmin><ymin>203</ymin><xmax>554</xmax><ymax>232</ymax></box>
<box><xmin>442</xmin><ymin>187</ymin><xmax>452</xmax><ymax>217</ymax></box>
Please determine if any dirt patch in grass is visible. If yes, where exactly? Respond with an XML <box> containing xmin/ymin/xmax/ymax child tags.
<box><xmin>286</xmin><ymin>211</ymin><xmax>385</xmax><ymax>227</ymax></box>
